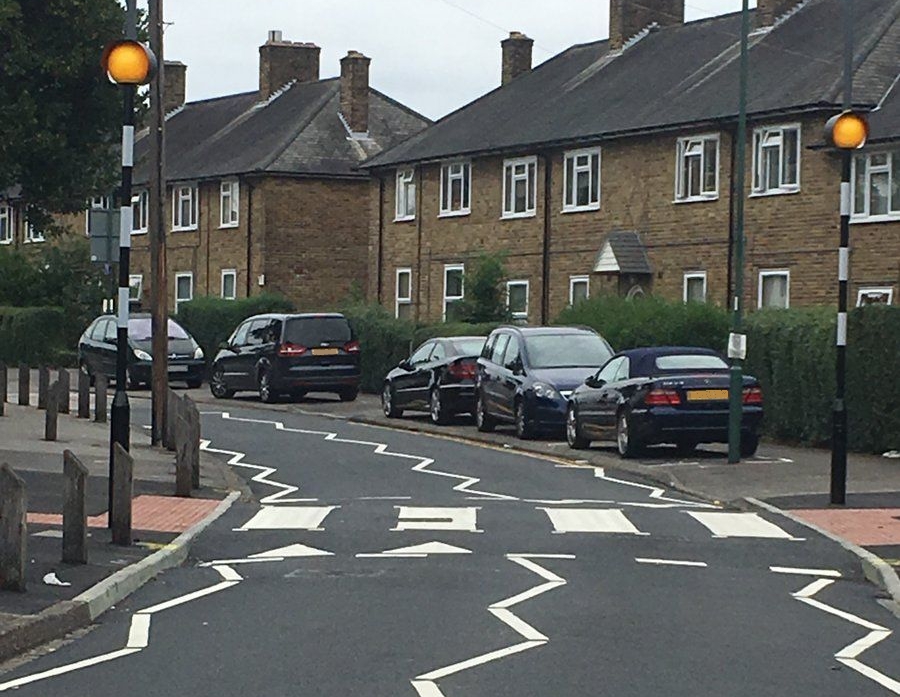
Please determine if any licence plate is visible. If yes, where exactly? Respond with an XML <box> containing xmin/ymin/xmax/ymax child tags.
<box><xmin>311</xmin><ymin>348</ymin><xmax>339</xmax><ymax>356</ymax></box>
<box><xmin>169</xmin><ymin>365</ymin><xmax>188</xmax><ymax>373</ymax></box>
<box><xmin>687</xmin><ymin>389</ymin><xmax>729</xmax><ymax>401</ymax></box>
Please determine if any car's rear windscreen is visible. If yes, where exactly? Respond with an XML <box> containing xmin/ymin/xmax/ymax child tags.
<box><xmin>451</xmin><ymin>338</ymin><xmax>486</xmax><ymax>356</ymax></box>
<box><xmin>283</xmin><ymin>317</ymin><xmax>352</xmax><ymax>346</ymax></box>
<box><xmin>654</xmin><ymin>354</ymin><xmax>728</xmax><ymax>371</ymax></box>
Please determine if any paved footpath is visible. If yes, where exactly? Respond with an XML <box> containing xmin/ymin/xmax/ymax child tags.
<box><xmin>1</xmin><ymin>401</ymin><xmax>898</xmax><ymax>696</ymax></box>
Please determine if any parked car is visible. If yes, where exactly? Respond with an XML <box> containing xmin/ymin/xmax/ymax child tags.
<box><xmin>382</xmin><ymin>336</ymin><xmax>486</xmax><ymax>424</ymax></box>
<box><xmin>475</xmin><ymin>326</ymin><xmax>614</xmax><ymax>439</ymax></box>
<box><xmin>78</xmin><ymin>314</ymin><xmax>205</xmax><ymax>389</ymax></box>
<box><xmin>565</xmin><ymin>346</ymin><xmax>763</xmax><ymax>458</ymax></box>
<box><xmin>209</xmin><ymin>313</ymin><xmax>360</xmax><ymax>403</ymax></box>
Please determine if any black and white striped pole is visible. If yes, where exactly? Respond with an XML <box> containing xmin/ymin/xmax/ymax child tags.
<box><xmin>101</xmin><ymin>2</ymin><xmax>157</xmax><ymax>511</ymax></box>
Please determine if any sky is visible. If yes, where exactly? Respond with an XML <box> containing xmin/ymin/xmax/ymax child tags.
<box><xmin>158</xmin><ymin>0</ymin><xmax>752</xmax><ymax>121</ymax></box>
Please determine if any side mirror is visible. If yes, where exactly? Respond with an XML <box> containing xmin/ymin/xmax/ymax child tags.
<box><xmin>585</xmin><ymin>375</ymin><xmax>605</xmax><ymax>389</ymax></box>
<box><xmin>399</xmin><ymin>359</ymin><xmax>412</xmax><ymax>371</ymax></box>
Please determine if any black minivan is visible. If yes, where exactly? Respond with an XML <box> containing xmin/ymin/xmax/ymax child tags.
<box><xmin>209</xmin><ymin>313</ymin><xmax>360</xmax><ymax>403</ymax></box>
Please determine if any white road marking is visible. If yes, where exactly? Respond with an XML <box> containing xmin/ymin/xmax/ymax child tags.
<box><xmin>200</xmin><ymin>438</ymin><xmax>312</xmax><ymax>504</ymax></box>
<box><xmin>126</xmin><ymin>613</ymin><xmax>151</xmax><ymax>649</ymax></box>
<box><xmin>199</xmin><ymin>557</ymin><xmax>285</xmax><ymax>566</ymax></box>
<box><xmin>770</xmin><ymin>566</ymin><xmax>842</xmax><ymax>578</ymax></box>
<box><xmin>0</xmin><ymin>649</ymin><xmax>143</xmax><ymax>691</ymax></box>
<box><xmin>635</xmin><ymin>558</ymin><xmax>708</xmax><ymax>568</ymax></box>
<box><xmin>356</xmin><ymin>541</ymin><xmax>472</xmax><ymax>558</ymax></box>
<box><xmin>392</xmin><ymin>506</ymin><xmax>481</xmax><ymax>532</ymax></box>
<box><xmin>234</xmin><ymin>505</ymin><xmax>338</xmax><ymax>531</ymax></box>
<box><xmin>32</xmin><ymin>529</ymin><xmax>63</xmax><ymax>538</ymax></box>
<box><xmin>212</xmin><ymin>564</ymin><xmax>244</xmax><ymax>581</ymax></box>
<box><xmin>593</xmin><ymin>467</ymin><xmax>716</xmax><ymax>508</ymax></box>
<box><xmin>250</xmin><ymin>543</ymin><xmax>334</xmax><ymax>558</ymax></box>
<box><xmin>411</xmin><ymin>555</ymin><xmax>571</xmax><ymax>696</ymax></box>
<box><xmin>358</xmin><ymin>496</ymin><xmax>412</xmax><ymax>500</ymax></box>
<box><xmin>539</xmin><ymin>507</ymin><xmax>646</xmax><ymax>535</ymax></box>
<box><xmin>789</xmin><ymin>575</ymin><xmax>899</xmax><ymax>694</ymax></box>
<box><xmin>137</xmin><ymin>580</ymin><xmax>240</xmax><ymax>615</ymax></box>
<box><xmin>688</xmin><ymin>511</ymin><xmax>800</xmax><ymax>539</ymax></box>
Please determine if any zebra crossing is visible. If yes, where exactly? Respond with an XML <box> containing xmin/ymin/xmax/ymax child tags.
<box><xmin>231</xmin><ymin>504</ymin><xmax>802</xmax><ymax>541</ymax></box>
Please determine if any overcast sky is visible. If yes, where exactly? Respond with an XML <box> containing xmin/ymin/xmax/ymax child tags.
<box><xmin>159</xmin><ymin>0</ymin><xmax>752</xmax><ymax>120</ymax></box>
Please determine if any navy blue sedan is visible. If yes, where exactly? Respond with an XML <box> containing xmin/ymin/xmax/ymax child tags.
<box><xmin>565</xmin><ymin>347</ymin><xmax>763</xmax><ymax>458</ymax></box>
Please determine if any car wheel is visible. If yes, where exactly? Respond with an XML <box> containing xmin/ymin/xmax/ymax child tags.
<box><xmin>382</xmin><ymin>383</ymin><xmax>402</xmax><ymax>418</ymax></box>
<box><xmin>566</xmin><ymin>404</ymin><xmax>590</xmax><ymax>449</ymax></box>
<box><xmin>475</xmin><ymin>391</ymin><xmax>495</xmax><ymax>432</ymax></box>
<box><xmin>515</xmin><ymin>400</ymin><xmax>534</xmax><ymax>440</ymax></box>
<box><xmin>258</xmin><ymin>369</ymin><xmax>277</xmax><ymax>404</ymax></box>
<box><xmin>291</xmin><ymin>389</ymin><xmax>307</xmax><ymax>402</ymax></box>
<box><xmin>675</xmin><ymin>439</ymin><xmax>698</xmax><ymax>456</ymax></box>
<box><xmin>186</xmin><ymin>378</ymin><xmax>202</xmax><ymax>390</ymax></box>
<box><xmin>339</xmin><ymin>387</ymin><xmax>358</xmax><ymax>403</ymax></box>
<box><xmin>429</xmin><ymin>387</ymin><xmax>448</xmax><ymax>425</ymax></box>
<box><xmin>740</xmin><ymin>433</ymin><xmax>760</xmax><ymax>458</ymax></box>
<box><xmin>616</xmin><ymin>411</ymin><xmax>642</xmax><ymax>459</ymax></box>
<box><xmin>210</xmin><ymin>367</ymin><xmax>234</xmax><ymax>399</ymax></box>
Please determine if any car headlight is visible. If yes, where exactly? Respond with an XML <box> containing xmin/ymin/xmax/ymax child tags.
<box><xmin>133</xmin><ymin>349</ymin><xmax>152</xmax><ymax>361</ymax></box>
<box><xmin>193</xmin><ymin>346</ymin><xmax>204</xmax><ymax>360</ymax></box>
<box><xmin>532</xmin><ymin>381</ymin><xmax>560</xmax><ymax>400</ymax></box>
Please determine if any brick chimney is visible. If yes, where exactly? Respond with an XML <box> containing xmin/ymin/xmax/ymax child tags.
<box><xmin>340</xmin><ymin>50</ymin><xmax>371</xmax><ymax>134</ymax></box>
<box><xmin>501</xmin><ymin>31</ymin><xmax>533</xmax><ymax>86</ymax></box>
<box><xmin>756</xmin><ymin>0</ymin><xmax>797</xmax><ymax>27</ymax></box>
<box><xmin>609</xmin><ymin>0</ymin><xmax>683</xmax><ymax>51</ymax></box>
<box><xmin>163</xmin><ymin>61</ymin><xmax>186</xmax><ymax>114</ymax></box>
<box><xmin>259</xmin><ymin>30</ymin><xmax>321</xmax><ymax>100</ymax></box>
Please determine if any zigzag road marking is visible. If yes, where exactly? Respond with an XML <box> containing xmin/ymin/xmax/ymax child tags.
<box><xmin>593</xmin><ymin>467</ymin><xmax>716</xmax><ymax>509</ymax></box>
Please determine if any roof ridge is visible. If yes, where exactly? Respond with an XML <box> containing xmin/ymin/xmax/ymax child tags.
<box><xmin>258</xmin><ymin>83</ymin><xmax>341</xmax><ymax>172</ymax></box>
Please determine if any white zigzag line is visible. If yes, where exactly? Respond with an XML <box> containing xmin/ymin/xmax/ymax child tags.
<box><xmin>202</xmin><ymin>411</ymin><xmax>517</xmax><ymax>502</ymax></box>
<box><xmin>411</xmin><ymin>554</ymin><xmax>572</xmax><ymax>696</ymax></box>
<box><xmin>594</xmin><ymin>467</ymin><xmax>716</xmax><ymax>509</ymax></box>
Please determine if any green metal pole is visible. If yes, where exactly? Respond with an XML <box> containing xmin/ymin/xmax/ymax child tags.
<box><xmin>728</xmin><ymin>0</ymin><xmax>750</xmax><ymax>464</ymax></box>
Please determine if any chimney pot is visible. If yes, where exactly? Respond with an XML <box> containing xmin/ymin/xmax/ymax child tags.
<box><xmin>340</xmin><ymin>50</ymin><xmax>371</xmax><ymax>134</ymax></box>
<box><xmin>609</xmin><ymin>0</ymin><xmax>683</xmax><ymax>51</ymax></box>
<box><xmin>501</xmin><ymin>31</ymin><xmax>534</xmax><ymax>86</ymax></box>
<box><xmin>259</xmin><ymin>32</ymin><xmax>321</xmax><ymax>100</ymax></box>
<box><xmin>163</xmin><ymin>60</ymin><xmax>186</xmax><ymax>114</ymax></box>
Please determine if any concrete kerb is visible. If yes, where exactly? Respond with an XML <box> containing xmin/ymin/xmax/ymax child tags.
<box><xmin>747</xmin><ymin>496</ymin><xmax>900</xmax><ymax>607</ymax></box>
<box><xmin>0</xmin><ymin>490</ymin><xmax>239</xmax><ymax>664</ymax></box>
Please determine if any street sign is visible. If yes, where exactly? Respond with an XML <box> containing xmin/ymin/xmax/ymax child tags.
<box><xmin>88</xmin><ymin>209</ymin><xmax>121</xmax><ymax>264</ymax></box>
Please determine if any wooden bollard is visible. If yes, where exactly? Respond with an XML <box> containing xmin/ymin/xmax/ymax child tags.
<box><xmin>184</xmin><ymin>396</ymin><xmax>201</xmax><ymax>489</ymax></box>
<box><xmin>17</xmin><ymin>364</ymin><xmax>29</xmax><ymax>406</ymax></box>
<box><xmin>164</xmin><ymin>389</ymin><xmax>178</xmax><ymax>451</ymax></box>
<box><xmin>77</xmin><ymin>370</ymin><xmax>90</xmax><ymax>419</ymax></box>
<box><xmin>37</xmin><ymin>365</ymin><xmax>50</xmax><ymax>410</ymax></box>
<box><xmin>62</xmin><ymin>451</ymin><xmax>88</xmax><ymax>564</ymax></box>
<box><xmin>0</xmin><ymin>464</ymin><xmax>27</xmax><ymax>591</ymax></box>
<box><xmin>58</xmin><ymin>368</ymin><xmax>70</xmax><ymax>415</ymax></box>
<box><xmin>111</xmin><ymin>444</ymin><xmax>133</xmax><ymax>546</ymax></box>
<box><xmin>44</xmin><ymin>380</ymin><xmax>60</xmax><ymax>441</ymax></box>
<box><xmin>94</xmin><ymin>374</ymin><xmax>108</xmax><ymax>423</ymax></box>
<box><xmin>0</xmin><ymin>362</ymin><xmax>6</xmax><ymax>417</ymax></box>
<box><xmin>175</xmin><ymin>412</ymin><xmax>192</xmax><ymax>497</ymax></box>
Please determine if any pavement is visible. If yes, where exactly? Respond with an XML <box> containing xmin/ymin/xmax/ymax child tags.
<box><xmin>0</xmin><ymin>380</ymin><xmax>245</xmax><ymax>663</ymax></box>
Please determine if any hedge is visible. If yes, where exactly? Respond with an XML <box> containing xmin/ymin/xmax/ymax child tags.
<box><xmin>0</xmin><ymin>306</ymin><xmax>70</xmax><ymax>366</ymax></box>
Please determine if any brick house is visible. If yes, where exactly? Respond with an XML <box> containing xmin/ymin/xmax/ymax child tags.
<box><xmin>1</xmin><ymin>31</ymin><xmax>429</xmax><ymax>313</ymax></box>
<box><xmin>362</xmin><ymin>0</ymin><xmax>900</xmax><ymax>324</ymax></box>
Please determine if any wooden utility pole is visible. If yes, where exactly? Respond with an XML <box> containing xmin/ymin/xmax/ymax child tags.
<box><xmin>149</xmin><ymin>0</ymin><xmax>168</xmax><ymax>446</ymax></box>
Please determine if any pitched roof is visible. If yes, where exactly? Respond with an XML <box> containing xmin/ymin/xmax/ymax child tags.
<box><xmin>133</xmin><ymin>78</ymin><xmax>429</xmax><ymax>185</ymax></box>
<box><xmin>593</xmin><ymin>231</ymin><xmax>653</xmax><ymax>274</ymax></box>
<box><xmin>869</xmin><ymin>79</ymin><xmax>900</xmax><ymax>143</ymax></box>
<box><xmin>364</xmin><ymin>0</ymin><xmax>900</xmax><ymax>169</ymax></box>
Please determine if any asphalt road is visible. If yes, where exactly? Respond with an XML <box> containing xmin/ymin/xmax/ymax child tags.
<box><xmin>2</xmin><ymin>401</ymin><xmax>899</xmax><ymax>696</ymax></box>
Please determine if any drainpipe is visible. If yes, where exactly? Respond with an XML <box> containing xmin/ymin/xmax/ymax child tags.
<box><xmin>415</xmin><ymin>167</ymin><xmax>424</xmax><ymax>323</ymax></box>
<box><xmin>541</xmin><ymin>153</ymin><xmax>552</xmax><ymax>324</ymax></box>
<box><xmin>246</xmin><ymin>181</ymin><xmax>254</xmax><ymax>297</ymax></box>
<box><xmin>377</xmin><ymin>176</ymin><xmax>384</xmax><ymax>305</ymax></box>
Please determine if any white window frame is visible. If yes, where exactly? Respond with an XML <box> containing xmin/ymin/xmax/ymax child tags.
<box><xmin>502</xmin><ymin>156</ymin><xmax>538</xmax><ymax>219</ymax></box>
<box><xmin>506</xmin><ymin>280</ymin><xmax>530</xmax><ymax>319</ymax></box>
<box><xmin>439</xmin><ymin>161</ymin><xmax>471</xmax><ymax>217</ymax></box>
<box><xmin>172</xmin><ymin>184</ymin><xmax>198</xmax><ymax>231</ymax></box>
<box><xmin>751</xmin><ymin>123</ymin><xmax>801</xmax><ymax>196</ymax></box>
<box><xmin>132</xmin><ymin>190</ymin><xmax>149</xmax><ymax>234</ymax></box>
<box><xmin>219</xmin><ymin>180</ymin><xmax>239</xmax><ymax>228</ymax></box>
<box><xmin>175</xmin><ymin>272</ymin><xmax>194</xmax><ymax>312</ymax></box>
<box><xmin>683</xmin><ymin>271</ymin><xmax>708</xmax><ymax>303</ymax></box>
<box><xmin>220</xmin><ymin>269</ymin><xmax>237</xmax><ymax>300</ymax></box>
<box><xmin>395</xmin><ymin>267</ymin><xmax>412</xmax><ymax>319</ymax></box>
<box><xmin>24</xmin><ymin>218</ymin><xmax>43</xmax><ymax>243</ymax></box>
<box><xmin>128</xmin><ymin>274</ymin><xmax>143</xmax><ymax>303</ymax></box>
<box><xmin>0</xmin><ymin>205</ymin><xmax>12</xmax><ymax>245</ymax></box>
<box><xmin>395</xmin><ymin>169</ymin><xmax>416</xmax><ymax>222</ymax></box>
<box><xmin>856</xmin><ymin>287</ymin><xmax>894</xmax><ymax>306</ymax></box>
<box><xmin>562</xmin><ymin>148</ymin><xmax>602</xmax><ymax>212</ymax></box>
<box><xmin>758</xmin><ymin>269</ymin><xmax>791</xmax><ymax>309</ymax></box>
<box><xmin>675</xmin><ymin>135</ymin><xmax>719</xmax><ymax>202</ymax></box>
<box><xmin>851</xmin><ymin>151</ymin><xmax>900</xmax><ymax>222</ymax></box>
<box><xmin>569</xmin><ymin>275</ymin><xmax>590</xmax><ymax>305</ymax></box>
<box><xmin>442</xmin><ymin>263</ymin><xmax>465</xmax><ymax>321</ymax></box>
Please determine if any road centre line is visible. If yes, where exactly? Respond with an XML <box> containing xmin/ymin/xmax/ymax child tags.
<box><xmin>770</xmin><ymin>566</ymin><xmax>842</xmax><ymax>578</ymax></box>
<box><xmin>636</xmin><ymin>558</ymin><xmax>708</xmax><ymax>567</ymax></box>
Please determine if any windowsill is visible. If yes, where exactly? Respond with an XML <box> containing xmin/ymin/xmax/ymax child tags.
<box><xmin>131</xmin><ymin>229</ymin><xmax>149</xmax><ymax>235</ymax></box>
<box><xmin>510</xmin><ymin>313</ymin><xmax>528</xmax><ymax>320</ymax></box>
<box><xmin>749</xmin><ymin>187</ymin><xmax>800</xmax><ymax>198</ymax></box>
<box><xmin>501</xmin><ymin>211</ymin><xmax>537</xmax><ymax>220</ymax></box>
<box><xmin>673</xmin><ymin>195</ymin><xmax>719</xmax><ymax>204</ymax></box>
<box><xmin>561</xmin><ymin>204</ymin><xmax>601</xmax><ymax>214</ymax></box>
<box><xmin>393</xmin><ymin>215</ymin><xmax>416</xmax><ymax>223</ymax></box>
<box><xmin>438</xmin><ymin>210</ymin><xmax>471</xmax><ymax>219</ymax></box>
<box><xmin>0</xmin><ymin>239</ymin><xmax>12</xmax><ymax>245</ymax></box>
<box><xmin>850</xmin><ymin>213</ymin><xmax>900</xmax><ymax>225</ymax></box>
<box><xmin>23</xmin><ymin>238</ymin><xmax>45</xmax><ymax>244</ymax></box>
<box><xmin>757</xmin><ymin>304</ymin><xmax>790</xmax><ymax>310</ymax></box>
<box><xmin>171</xmin><ymin>226</ymin><xmax>198</xmax><ymax>232</ymax></box>
<box><xmin>218</xmin><ymin>222</ymin><xmax>239</xmax><ymax>230</ymax></box>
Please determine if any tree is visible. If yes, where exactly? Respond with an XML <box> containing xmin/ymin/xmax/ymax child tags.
<box><xmin>453</xmin><ymin>252</ymin><xmax>511</xmax><ymax>323</ymax></box>
<box><xmin>0</xmin><ymin>0</ymin><xmax>124</xmax><ymax>230</ymax></box>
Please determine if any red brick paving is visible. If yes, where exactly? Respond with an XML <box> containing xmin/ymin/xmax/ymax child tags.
<box><xmin>790</xmin><ymin>508</ymin><xmax>900</xmax><ymax>547</ymax></box>
<box><xmin>27</xmin><ymin>495</ymin><xmax>220</xmax><ymax>533</ymax></box>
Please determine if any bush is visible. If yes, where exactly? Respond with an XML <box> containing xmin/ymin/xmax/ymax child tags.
<box><xmin>555</xmin><ymin>294</ymin><xmax>730</xmax><ymax>351</ymax></box>
<box><xmin>176</xmin><ymin>294</ymin><xmax>295</xmax><ymax>362</ymax></box>
<box><xmin>451</xmin><ymin>252</ymin><xmax>511</xmax><ymax>323</ymax></box>
<box><xmin>0</xmin><ymin>306</ymin><xmax>69</xmax><ymax>365</ymax></box>
<box><xmin>342</xmin><ymin>302</ymin><xmax>415</xmax><ymax>394</ymax></box>
<box><xmin>412</xmin><ymin>321</ymin><xmax>500</xmax><ymax>347</ymax></box>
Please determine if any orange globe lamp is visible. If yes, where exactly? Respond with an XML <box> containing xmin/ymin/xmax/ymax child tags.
<box><xmin>824</xmin><ymin>111</ymin><xmax>869</xmax><ymax>150</ymax></box>
<box><xmin>101</xmin><ymin>40</ymin><xmax>157</xmax><ymax>85</ymax></box>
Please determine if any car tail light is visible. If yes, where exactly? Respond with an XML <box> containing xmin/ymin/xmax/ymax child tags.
<box><xmin>743</xmin><ymin>386</ymin><xmax>763</xmax><ymax>405</ymax></box>
<box><xmin>448</xmin><ymin>360</ymin><xmax>477</xmax><ymax>380</ymax></box>
<box><xmin>278</xmin><ymin>342</ymin><xmax>308</xmax><ymax>357</ymax></box>
<box><xmin>644</xmin><ymin>389</ymin><xmax>681</xmax><ymax>406</ymax></box>
<box><xmin>343</xmin><ymin>340</ymin><xmax>361</xmax><ymax>353</ymax></box>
